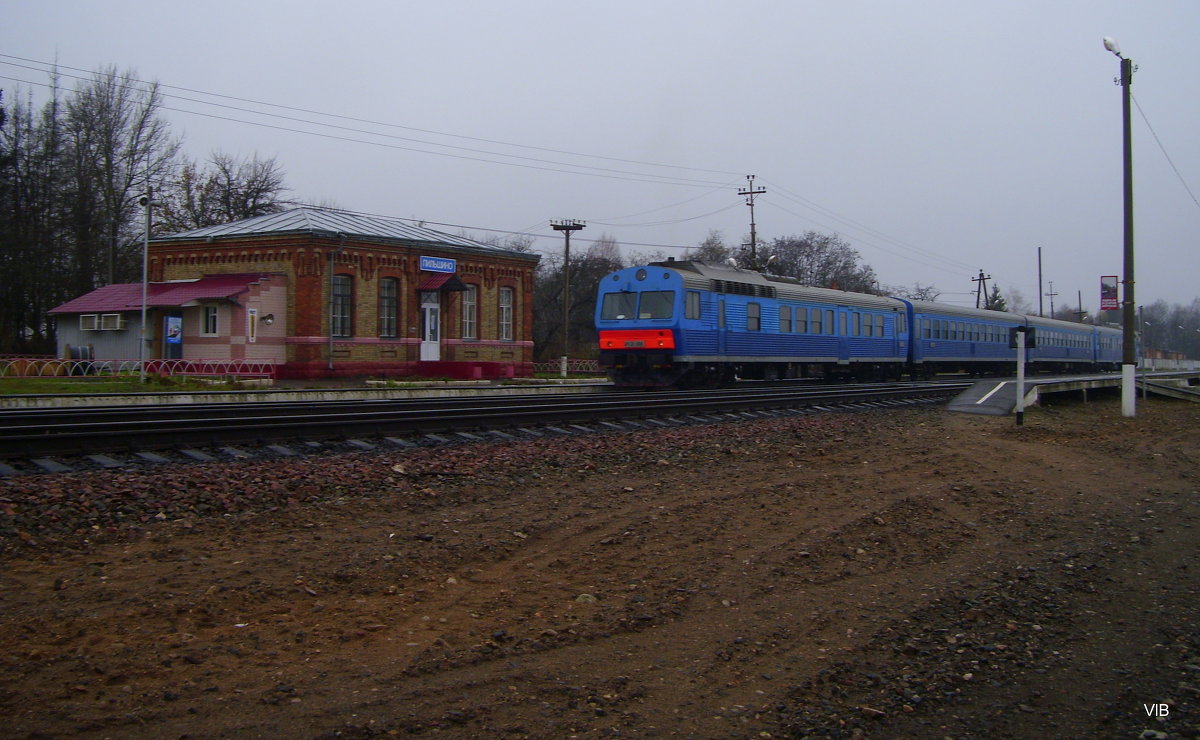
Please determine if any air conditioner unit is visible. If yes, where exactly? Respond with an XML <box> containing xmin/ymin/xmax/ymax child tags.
<box><xmin>80</xmin><ymin>314</ymin><xmax>99</xmax><ymax>331</ymax></box>
<box><xmin>100</xmin><ymin>313</ymin><xmax>127</xmax><ymax>331</ymax></box>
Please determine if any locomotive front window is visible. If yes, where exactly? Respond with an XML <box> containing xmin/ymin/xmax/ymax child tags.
<box><xmin>601</xmin><ymin>292</ymin><xmax>638</xmax><ymax>320</ymax></box>
<box><xmin>638</xmin><ymin>291</ymin><xmax>675</xmax><ymax>319</ymax></box>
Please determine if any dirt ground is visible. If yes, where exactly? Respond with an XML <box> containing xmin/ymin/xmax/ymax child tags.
<box><xmin>1</xmin><ymin>396</ymin><xmax>1198</xmax><ymax>739</ymax></box>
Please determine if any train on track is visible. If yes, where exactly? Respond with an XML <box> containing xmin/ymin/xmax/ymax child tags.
<box><xmin>595</xmin><ymin>259</ymin><xmax>1126</xmax><ymax>387</ymax></box>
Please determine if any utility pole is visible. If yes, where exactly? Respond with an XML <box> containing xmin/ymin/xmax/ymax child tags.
<box><xmin>1045</xmin><ymin>281</ymin><xmax>1058</xmax><ymax>318</ymax></box>
<box><xmin>972</xmin><ymin>269</ymin><xmax>991</xmax><ymax>309</ymax></box>
<box><xmin>738</xmin><ymin>175</ymin><xmax>766</xmax><ymax>266</ymax></box>
<box><xmin>1037</xmin><ymin>247</ymin><xmax>1044</xmax><ymax>317</ymax></box>
<box><xmin>552</xmin><ymin>220</ymin><xmax>585</xmax><ymax>377</ymax></box>
<box><xmin>1077</xmin><ymin>289</ymin><xmax>1086</xmax><ymax>323</ymax></box>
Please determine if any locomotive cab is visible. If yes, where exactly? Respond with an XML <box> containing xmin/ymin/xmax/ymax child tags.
<box><xmin>596</xmin><ymin>266</ymin><xmax>684</xmax><ymax>386</ymax></box>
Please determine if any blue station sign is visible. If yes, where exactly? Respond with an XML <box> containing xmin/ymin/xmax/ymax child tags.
<box><xmin>420</xmin><ymin>256</ymin><xmax>456</xmax><ymax>273</ymax></box>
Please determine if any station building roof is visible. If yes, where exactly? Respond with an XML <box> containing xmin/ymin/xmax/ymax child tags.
<box><xmin>156</xmin><ymin>206</ymin><xmax>537</xmax><ymax>261</ymax></box>
<box><xmin>50</xmin><ymin>273</ymin><xmax>276</xmax><ymax>314</ymax></box>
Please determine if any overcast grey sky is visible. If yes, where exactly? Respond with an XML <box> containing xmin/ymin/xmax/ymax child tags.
<box><xmin>5</xmin><ymin>0</ymin><xmax>1198</xmax><ymax>309</ymax></box>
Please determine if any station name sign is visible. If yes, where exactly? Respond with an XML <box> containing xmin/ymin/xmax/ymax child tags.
<box><xmin>420</xmin><ymin>256</ymin><xmax>457</xmax><ymax>273</ymax></box>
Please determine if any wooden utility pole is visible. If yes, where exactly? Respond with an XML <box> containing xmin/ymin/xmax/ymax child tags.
<box><xmin>738</xmin><ymin>175</ymin><xmax>766</xmax><ymax>265</ymax></box>
<box><xmin>1045</xmin><ymin>281</ymin><xmax>1058</xmax><ymax>318</ymax></box>
<box><xmin>972</xmin><ymin>270</ymin><xmax>992</xmax><ymax>309</ymax></box>
<box><xmin>552</xmin><ymin>220</ymin><xmax>585</xmax><ymax>377</ymax></box>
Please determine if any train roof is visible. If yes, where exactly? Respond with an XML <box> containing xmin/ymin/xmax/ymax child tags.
<box><xmin>905</xmin><ymin>299</ymin><xmax>1028</xmax><ymax>323</ymax></box>
<box><xmin>902</xmin><ymin>299</ymin><xmax>1116</xmax><ymax>333</ymax></box>
<box><xmin>649</xmin><ymin>260</ymin><xmax>904</xmax><ymax>311</ymax></box>
<box><xmin>1026</xmin><ymin>313</ymin><xmax>1119</xmax><ymax>333</ymax></box>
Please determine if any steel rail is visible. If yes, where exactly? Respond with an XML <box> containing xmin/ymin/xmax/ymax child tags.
<box><xmin>0</xmin><ymin>382</ymin><xmax>969</xmax><ymax>459</ymax></box>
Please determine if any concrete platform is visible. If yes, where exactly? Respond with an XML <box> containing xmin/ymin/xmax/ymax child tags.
<box><xmin>949</xmin><ymin>371</ymin><xmax>1200</xmax><ymax>415</ymax></box>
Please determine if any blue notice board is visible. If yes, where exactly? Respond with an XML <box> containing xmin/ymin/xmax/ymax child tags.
<box><xmin>420</xmin><ymin>256</ymin><xmax>456</xmax><ymax>273</ymax></box>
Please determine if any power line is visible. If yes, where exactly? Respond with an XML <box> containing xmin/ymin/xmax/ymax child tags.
<box><xmin>1132</xmin><ymin>93</ymin><xmax>1200</xmax><ymax>211</ymax></box>
<box><xmin>0</xmin><ymin>72</ymin><xmax>734</xmax><ymax>189</ymax></box>
<box><xmin>761</xmin><ymin>178</ymin><xmax>979</xmax><ymax>273</ymax></box>
<box><xmin>0</xmin><ymin>55</ymin><xmax>743</xmax><ymax>179</ymax></box>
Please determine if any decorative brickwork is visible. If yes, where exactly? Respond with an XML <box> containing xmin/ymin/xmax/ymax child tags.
<box><xmin>148</xmin><ymin>211</ymin><xmax>538</xmax><ymax>379</ymax></box>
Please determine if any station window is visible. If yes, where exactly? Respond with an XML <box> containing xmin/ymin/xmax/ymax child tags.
<box><xmin>779</xmin><ymin>306</ymin><xmax>791</xmax><ymax>333</ymax></box>
<box><xmin>685</xmin><ymin>291</ymin><xmax>701</xmax><ymax>320</ymax></box>
<box><xmin>331</xmin><ymin>274</ymin><xmax>353</xmax><ymax>337</ymax></box>
<box><xmin>202</xmin><ymin>305</ymin><xmax>218</xmax><ymax>336</ymax></box>
<box><xmin>498</xmin><ymin>287</ymin><xmax>514</xmax><ymax>341</ymax></box>
<box><xmin>461</xmin><ymin>284</ymin><xmax>477</xmax><ymax>340</ymax></box>
<box><xmin>746</xmin><ymin>302</ymin><xmax>761</xmax><ymax>331</ymax></box>
<box><xmin>379</xmin><ymin>278</ymin><xmax>398</xmax><ymax>338</ymax></box>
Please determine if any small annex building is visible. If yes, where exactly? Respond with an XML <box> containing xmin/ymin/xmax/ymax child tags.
<box><xmin>50</xmin><ymin>207</ymin><xmax>541</xmax><ymax>379</ymax></box>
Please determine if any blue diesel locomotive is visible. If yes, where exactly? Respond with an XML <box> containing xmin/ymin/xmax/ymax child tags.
<box><xmin>595</xmin><ymin>260</ymin><xmax>1124</xmax><ymax>386</ymax></box>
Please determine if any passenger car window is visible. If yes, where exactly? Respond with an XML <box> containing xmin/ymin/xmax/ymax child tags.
<box><xmin>746</xmin><ymin>302</ymin><xmax>761</xmax><ymax>331</ymax></box>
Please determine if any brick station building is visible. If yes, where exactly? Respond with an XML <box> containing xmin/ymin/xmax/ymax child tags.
<box><xmin>125</xmin><ymin>206</ymin><xmax>539</xmax><ymax>379</ymax></box>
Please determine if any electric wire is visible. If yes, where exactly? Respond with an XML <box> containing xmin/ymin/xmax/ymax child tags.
<box><xmin>0</xmin><ymin>55</ymin><xmax>743</xmax><ymax>178</ymax></box>
<box><xmin>1132</xmin><ymin>93</ymin><xmax>1200</xmax><ymax>211</ymax></box>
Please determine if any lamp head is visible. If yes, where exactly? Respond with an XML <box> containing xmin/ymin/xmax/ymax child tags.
<box><xmin>1103</xmin><ymin>36</ymin><xmax>1123</xmax><ymax>58</ymax></box>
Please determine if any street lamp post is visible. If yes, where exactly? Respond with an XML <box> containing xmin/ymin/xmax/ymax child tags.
<box><xmin>138</xmin><ymin>188</ymin><xmax>152</xmax><ymax>383</ymax></box>
<box><xmin>1104</xmin><ymin>36</ymin><xmax>1137</xmax><ymax>417</ymax></box>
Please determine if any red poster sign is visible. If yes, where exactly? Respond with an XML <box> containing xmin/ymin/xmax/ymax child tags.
<box><xmin>1100</xmin><ymin>276</ymin><xmax>1119</xmax><ymax>311</ymax></box>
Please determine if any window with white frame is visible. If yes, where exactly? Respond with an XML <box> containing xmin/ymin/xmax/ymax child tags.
<box><xmin>202</xmin><ymin>306</ymin><xmax>219</xmax><ymax>336</ymax></box>
<box><xmin>498</xmin><ymin>286</ymin><xmax>514</xmax><ymax>341</ymax></box>
<box><xmin>462</xmin><ymin>284</ymin><xmax>478</xmax><ymax>339</ymax></box>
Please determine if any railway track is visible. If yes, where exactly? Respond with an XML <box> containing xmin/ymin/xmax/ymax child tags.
<box><xmin>0</xmin><ymin>380</ymin><xmax>970</xmax><ymax>475</ymax></box>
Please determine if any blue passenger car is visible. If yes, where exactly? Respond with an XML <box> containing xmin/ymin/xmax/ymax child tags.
<box><xmin>595</xmin><ymin>260</ymin><xmax>1127</xmax><ymax>386</ymax></box>
<box><xmin>596</xmin><ymin>260</ymin><xmax>908</xmax><ymax>385</ymax></box>
<box><xmin>903</xmin><ymin>300</ymin><xmax>1025</xmax><ymax>376</ymax></box>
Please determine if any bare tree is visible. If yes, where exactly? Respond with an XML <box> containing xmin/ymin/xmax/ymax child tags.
<box><xmin>755</xmin><ymin>231</ymin><xmax>878</xmax><ymax>293</ymax></box>
<box><xmin>63</xmin><ymin>66</ymin><xmax>179</xmax><ymax>284</ymax></box>
<box><xmin>686</xmin><ymin>229</ymin><xmax>732</xmax><ymax>263</ymax></box>
<box><xmin>885</xmin><ymin>282</ymin><xmax>943</xmax><ymax>302</ymax></box>
<box><xmin>157</xmin><ymin>152</ymin><xmax>288</xmax><ymax>234</ymax></box>
<box><xmin>533</xmin><ymin>234</ymin><xmax>625</xmax><ymax>360</ymax></box>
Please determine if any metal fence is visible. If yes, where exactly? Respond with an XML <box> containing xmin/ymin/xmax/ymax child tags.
<box><xmin>0</xmin><ymin>357</ymin><xmax>276</xmax><ymax>379</ymax></box>
<box><xmin>531</xmin><ymin>358</ymin><xmax>601</xmax><ymax>375</ymax></box>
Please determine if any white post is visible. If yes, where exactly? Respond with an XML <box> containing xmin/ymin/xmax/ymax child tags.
<box><xmin>560</xmin><ymin>355</ymin><xmax>568</xmax><ymax>379</ymax></box>
<box><xmin>1015</xmin><ymin>329</ymin><xmax>1026</xmax><ymax>426</ymax></box>
<box><xmin>1123</xmin><ymin>364</ymin><xmax>1137</xmax><ymax>415</ymax></box>
<box><xmin>139</xmin><ymin>189</ymin><xmax>151</xmax><ymax>383</ymax></box>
